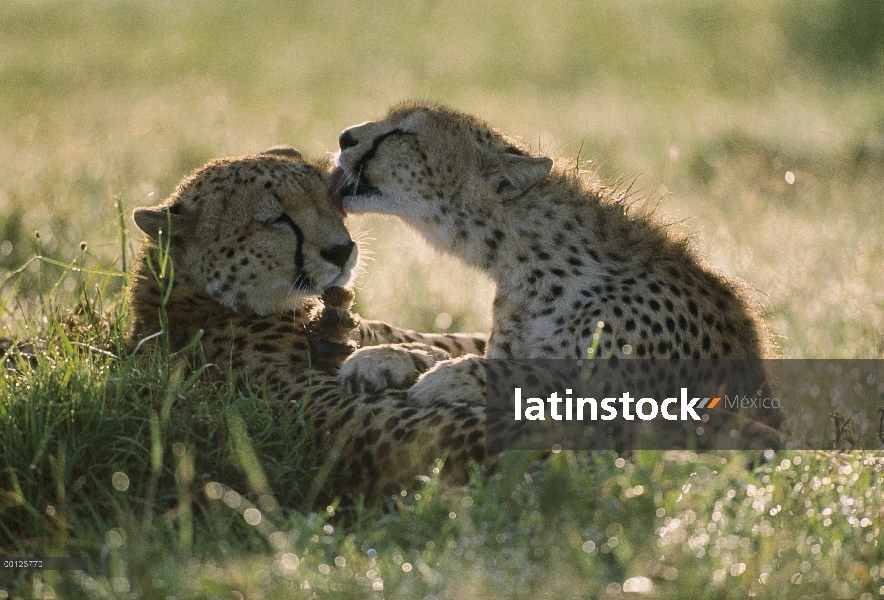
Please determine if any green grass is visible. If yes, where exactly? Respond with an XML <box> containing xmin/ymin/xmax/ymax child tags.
<box><xmin>1</xmin><ymin>0</ymin><xmax>883</xmax><ymax>596</ymax></box>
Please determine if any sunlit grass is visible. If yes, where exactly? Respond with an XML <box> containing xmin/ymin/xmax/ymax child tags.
<box><xmin>1</xmin><ymin>0</ymin><xmax>881</xmax><ymax>356</ymax></box>
<box><xmin>1</xmin><ymin>0</ymin><xmax>883</xmax><ymax>596</ymax></box>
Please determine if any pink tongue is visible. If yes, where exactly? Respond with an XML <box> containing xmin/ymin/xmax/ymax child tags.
<box><xmin>329</xmin><ymin>167</ymin><xmax>347</xmax><ymax>216</ymax></box>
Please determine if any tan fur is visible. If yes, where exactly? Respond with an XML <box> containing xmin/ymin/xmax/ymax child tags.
<box><xmin>333</xmin><ymin>103</ymin><xmax>781</xmax><ymax>430</ymax></box>
<box><xmin>335</xmin><ymin>103</ymin><xmax>771</xmax><ymax>360</ymax></box>
<box><xmin>127</xmin><ymin>150</ymin><xmax>490</xmax><ymax>500</ymax></box>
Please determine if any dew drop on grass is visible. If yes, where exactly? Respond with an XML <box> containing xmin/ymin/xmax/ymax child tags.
<box><xmin>435</xmin><ymin>312</ymin><xmax>452</xmax><ymax>329</ymax></box>
<box><xmin>204</xmin><ymin>482</ymin><xmax>222</xmax><ymax>500</ymax></box>
<box><xmin>105</xmin><ymin>528</ymin><xmax>124</xmax><ymax>548</ymax></box>
<box><xmin>280</xmin><ymin>553</ymin><xmax>299</xmax><ymax>572</ymax></box>
<box><xmin>259</xmin><ymin>494</ymin><xmax>277</xmax><ymax>512</ymax></box>
<box><xmin>223</xmin><ymin>490</ymin><xmax>242</xmax><ymax>508</ymax></box>
<box><xmin>623</xmin><ymin>576</ymin><xmax>653</xmax><ymax>593</ymax></box>
<box><xmin>243</xmin><ymin>508</ymin><xmax>261</xmax><ymax>526</ymax></box>
<box><xmin>111</xmin><ymin>472</ymin><xmax>129</xmax><ymax>492</ymax></box>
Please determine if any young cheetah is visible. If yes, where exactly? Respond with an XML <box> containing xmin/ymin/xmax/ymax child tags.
<box><xmin>331</xmin><ymin>103</ymin><xmax>782</xmax><ymax>433</ymax></box>
<box><xmin>127</xmin><ymin>148</ymin><xmax>490</xmax><ymax>499</ymax></box>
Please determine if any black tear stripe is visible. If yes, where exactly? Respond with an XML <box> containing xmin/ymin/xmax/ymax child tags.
<box><xmin>276</xmin><ymin>213</ymin><xmax>306</xmax><ymax>274</ymax></box>
<box><xmin>352</xmin><ymin>128</ymin><xmax>413</xmax><ymax>179</ymax></box>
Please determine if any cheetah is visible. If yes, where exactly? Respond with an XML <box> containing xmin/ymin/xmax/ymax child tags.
<box><xmin>331</xmin><ymin>102</ymin><xmax>783</xmax><ymax>435</ymax></box>
<box><xmin>127</xmin><ymin>148</ymin><xmax>491</xmax><ymax>499</ymax></box>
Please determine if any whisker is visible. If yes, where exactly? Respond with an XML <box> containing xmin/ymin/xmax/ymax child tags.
<box><xmin>284</xmin><ymin>282</ymin><xmax>300</xmax><ymax>306</ymax></box>
<box><xmin>284</xmin><ymin>271</ymin><xmax>314</xmax><ymax>307</ymax></box>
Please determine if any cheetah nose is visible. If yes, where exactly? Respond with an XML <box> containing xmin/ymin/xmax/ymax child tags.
<box><xmin>320</xmin><ymin>240</ymin><xmax>356</xmax><ymax>268</ymax></box>
<box><xmin>338</xmin><ymin>129</ymin><xmax>359</xmax><ymax>151</ymax></box>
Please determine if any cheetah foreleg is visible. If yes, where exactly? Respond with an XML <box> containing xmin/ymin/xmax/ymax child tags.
<box><xmin>406</xmin><ymin>356</ymin><xmax>487</xmax><ymax>405</ymax></box>
<box><xmin>356</xmin><ymin>319</ymin><xmax>487</xmax><ymax>358</ymax></box>
<box><xmin>338</xmin><ymin>343</ymin><xmax>451</xmax><ymax>394</ymax></box>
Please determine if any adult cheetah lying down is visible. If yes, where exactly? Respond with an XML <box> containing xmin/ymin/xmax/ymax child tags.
<box><xmin>332</xmin><ymin>103</ymin><xmax>783</xmax><ymax>434</ymax></box>
<box><xmin>127</xmin><ymin>149</ymin><xmax>490</xmax><ymax>499</ymax></box>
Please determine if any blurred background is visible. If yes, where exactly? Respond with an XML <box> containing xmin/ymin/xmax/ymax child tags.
<box><xmin>1</xmin><ymin>0</ymin><xmax>882</xmax><ymax>357</ymax></box>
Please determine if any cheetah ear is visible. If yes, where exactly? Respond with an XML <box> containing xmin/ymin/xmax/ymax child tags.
<box><xmin>489</xmin><ymin>153</ymin><xmax>553</xmax><ymax>201</ymax></box>
<box><xmin>133</xmin><ymin>206</ymin><xmax>184</xmax><ymax>240</ymax></box>
<box><xmin>263</xmin><ymin>145</ymin><xmax>302</xmax><ymax>159</ymax></box>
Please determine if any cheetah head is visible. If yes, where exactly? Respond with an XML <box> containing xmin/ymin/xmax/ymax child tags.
<box><xmin>133</xmin><ymin>151</ymin><xmax>357</xmax><ymax>315</ymax></box>
<box><xmin>331</xmin><ymin>102</ymin><xmax>553</xmax><ymax>220</ymax></box>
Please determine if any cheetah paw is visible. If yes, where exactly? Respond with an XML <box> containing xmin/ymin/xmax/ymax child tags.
<box><xmin>338</xmin><ymin>343</ymin><xmax>450</xmax><ymax>394</ymax></box>
<box><xmin>307</xmin><ymin>287</ymin><xmax>359</xmax><ymax>371</ymax></box>
<box><xmin>407</xmin><ymin>356</ymin><xmax>486</xmax><ymax>405</ymax></box>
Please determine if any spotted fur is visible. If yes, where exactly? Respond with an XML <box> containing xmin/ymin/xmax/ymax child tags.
<box><xmin>127</xmin><ymin>150</ymin><xmax>489</xmax><ymax>499</ymax></box>
<box><xmin>332</xmin><ymin>103</ymin><xmax>781</xmax><ymax>432</ymax></box>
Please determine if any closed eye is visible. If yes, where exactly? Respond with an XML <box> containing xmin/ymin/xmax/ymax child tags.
<box><xmin>264</xmin><ymin>212</ymin><xmax>306</xmax><ymax>271</ymax></box>
<box><xmin>264</xmin><ymin>213</ymin><xmax>299</xmax><ymax>233</ymax></box>
<box><xmin>353</xmin><ymin>128</ymin><xmax>415</xmax><ymax>175</ymax></box>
